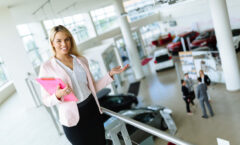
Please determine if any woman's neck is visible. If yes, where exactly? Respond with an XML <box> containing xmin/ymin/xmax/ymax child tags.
<box><xmin>55</xmin><ymin>54</ymin><xmax>72</xmax><ymax>62</ymax></box>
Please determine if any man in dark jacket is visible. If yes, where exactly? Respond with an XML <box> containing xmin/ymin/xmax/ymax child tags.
<box><xmin>197</xmin><ymin>77</ymin><xmax>214</xmax><ymax>118</ymax></box>
<box><xmin>181</xmin><ymin>80</ymin><xmax>192</xmax><ymax>115</ymax></box>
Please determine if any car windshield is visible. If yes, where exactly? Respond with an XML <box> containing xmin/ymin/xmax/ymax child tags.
<box><xmin>172</xmin><ymin>36</ymin><xmax>180</xmax><ymax>42</ymax></box>
<box><xmin>196</xmin><ymin>31</ymin><xmax>211</xmax><ymax>40</ymax></box>
<box><xmin>155</xmin><ymin>54</ymin><xmax>169</xmax><ymax>62</ymax></box>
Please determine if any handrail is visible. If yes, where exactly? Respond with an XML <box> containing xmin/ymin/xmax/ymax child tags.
<box><xmin>102</xmin><ymin>107</ymin><xmax>194</xmax><ymax>145</ymax></box>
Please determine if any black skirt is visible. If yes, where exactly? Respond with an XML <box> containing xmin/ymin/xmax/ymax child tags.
<box><xmin>62</xmin><ymin>94</ymin><xmax>106</xmax><ymax>145</ymax></box>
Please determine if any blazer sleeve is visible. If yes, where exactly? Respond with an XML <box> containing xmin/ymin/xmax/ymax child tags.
<box><xmin>205</xmin><ymin>75</ymin><xmax>211</xmax><ymax>86</ymax></box>
<box><xmin>82</xmin><ymin>56</ymin><xmax>114</xmax><ymax>92</ymax></box>
<box><xmin>38</xmin><ymin>64</ymin><xmax>62</xmax><ymax>107</ymax></box>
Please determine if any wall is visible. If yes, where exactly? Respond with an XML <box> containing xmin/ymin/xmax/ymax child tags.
<box><xmin>0</xmin><ymin>7</ymin><xmax>36</xmax><ymax>108</ymax></box>
<box><xmin>158</xmin><ymin>0</ymin><xmax>240</xmax><ymax>35</ymax></box>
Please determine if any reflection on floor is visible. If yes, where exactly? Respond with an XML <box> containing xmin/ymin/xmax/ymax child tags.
<box><xmin>1</xmin><ymin>63</ymin><xmax>240</xmax><ymax>145</ymax></box>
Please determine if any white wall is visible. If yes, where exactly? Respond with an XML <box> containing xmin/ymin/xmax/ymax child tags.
<box><xmin>158</xmin><ymin>0</ymin><xmax>240</xmax><ymax>34</ymax></box>
<box><xmin>0</xmin><ymin>7</ymin><xmax>36</xmax><ymax>108</ymax></box>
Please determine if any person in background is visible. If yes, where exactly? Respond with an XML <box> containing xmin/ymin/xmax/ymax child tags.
<box><xmin>184</xmin><ymin>73</ymin><xmax>195</xmax><ymax>105</ymax></box>
<box><xmin>39</xmin><ymin>25</ymin><xmax>129</xmax><ymax>145</ymax></box>
<box><xmin>199</xmin><ymin>69</ymin><xmax>212</xmax><ymax>101</ymax></box>
<box><xmin>196</xmin><ymin>77</ymin><xmax>214</xmax><ymax>118</ymax></box>
<box><xmin>181</xmin><ymin>79</ymin><xmax>192</xmax><ymax>115</ymax></box>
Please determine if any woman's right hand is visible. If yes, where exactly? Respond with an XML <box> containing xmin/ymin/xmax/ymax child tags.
<box><xmin>55</xmin><ymin>84</ymin><xmax>72</xmax><ymax>99</ymax></box>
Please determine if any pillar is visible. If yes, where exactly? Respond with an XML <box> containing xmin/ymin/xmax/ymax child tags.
<box><xmin>113</xmin><ymin>0</ymin><xmax>144</xmax><ymax>80</ymax></box>
<box><xmin>209</xmin><ymin>0</ymin><xmax>240</xmax><ymax>91</ymax></box>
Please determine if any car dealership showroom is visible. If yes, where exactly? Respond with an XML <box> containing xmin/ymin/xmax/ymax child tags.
<box><xmin>1</xmin><ymin>0</ymin><xmax>240</xmax><ymax>145</ymax></box>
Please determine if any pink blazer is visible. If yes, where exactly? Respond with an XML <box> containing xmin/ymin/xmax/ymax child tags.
<box><xmin>38</xmin><ymin>56</ymin><xmax>113</xmax><ymax>127</ymax></box>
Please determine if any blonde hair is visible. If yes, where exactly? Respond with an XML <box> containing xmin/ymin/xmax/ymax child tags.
<box><xmin>49</xmin><ymin>25</ymin><xmax>80</xmax><ymax>57</ymax></box>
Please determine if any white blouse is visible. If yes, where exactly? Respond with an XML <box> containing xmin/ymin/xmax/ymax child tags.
<box><xmin>55</xmin><ymin>55</ymin><xmax>91</xmax><ymax>104</ymax></box>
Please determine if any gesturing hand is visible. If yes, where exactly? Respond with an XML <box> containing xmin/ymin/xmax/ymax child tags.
<box><xmin>109</xmin><ymin>64</ymin><xmax>129</xmax><ymax>77</ymax></box>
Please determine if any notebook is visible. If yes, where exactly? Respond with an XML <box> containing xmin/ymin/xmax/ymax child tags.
<box><xmin>36</xmin><ymin>78</ymin><xmax>78</xmax><ymax>102</ymax></box>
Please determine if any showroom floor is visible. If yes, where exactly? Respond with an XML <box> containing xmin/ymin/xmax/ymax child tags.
<box><xmin>0</xmin><ymin>60</ymin><xmax>240</xmax><ymax>145</ymax></box>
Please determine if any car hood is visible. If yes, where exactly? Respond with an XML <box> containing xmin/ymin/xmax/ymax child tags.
<box><xmin>192</xmin><ymin>39</ymin><xmax>207</xmax><ymax>45</ymax></box>
<box><xmin>167</xmin><ymin>42</ymin><xmax>179</xmax><ymax>48</ymax></box>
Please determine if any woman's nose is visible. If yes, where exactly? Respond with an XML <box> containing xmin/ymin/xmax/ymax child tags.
<box><xmin>61</xmin><ymin>41</ymin><xmax>66</xmax><ymax>46</ymax></box>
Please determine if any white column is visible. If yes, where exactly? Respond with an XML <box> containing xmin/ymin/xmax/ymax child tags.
<box><xmin>0</xmin><ymin>7</ymin><xmax>36</xmax><ymax>106</ymax></box>
<box><xmin>113</xmin><ymin>0</ymin><xmax>144</xmax><ymax>80</ymax></box>
<box><xmin>137</xmin><ymin>29</ymin><xmax>147</xmax><ymax>57</ymax></box>
<box><xmin>209</xmin><ymin>0</ymin><xmax>240</xmax><ymax>91</ymax></box>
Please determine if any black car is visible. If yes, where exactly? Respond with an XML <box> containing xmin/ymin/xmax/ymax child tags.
<box><xmin>97</xmin><ymin>88</ymin><xmax>138</xmax><ymax>121</ymax></box>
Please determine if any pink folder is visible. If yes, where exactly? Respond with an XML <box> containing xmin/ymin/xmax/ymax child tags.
<box><xmin>36</xmin><ymin>78</ymin><xmax>78</xmax><ymax>102</ymax></box>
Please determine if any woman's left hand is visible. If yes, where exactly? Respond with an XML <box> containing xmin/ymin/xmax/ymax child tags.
<box><xmin>109</xmin><ymin>64</ymin><xmax>129</xmax><ymax>77</ymax></box>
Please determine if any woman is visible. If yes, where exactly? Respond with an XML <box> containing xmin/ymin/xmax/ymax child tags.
<box><xmin>199</xmin><ymin>70</ymin><xmax>211</xmax><ymax>101</ymax></box>
<box><xmin>39</xmin><ymin>25</ymin><xmax>129</xmax><ymax>145</ymax></box>
<box><xmin>199</xmin><ymin>70</ymin><xmax>211</xmax><ymax>86</ymax></box>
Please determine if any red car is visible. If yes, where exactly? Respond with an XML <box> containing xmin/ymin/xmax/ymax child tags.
<box><xmin>190</xmin><ymin>29</ymin><xmax>216</xmax><ymax>50</ymax></box>
<box><xmin>167</xmin><ymin>31</ymin><xmax>199</xmax><ymax>54</ymax></box>
<box><xmin>152</xmin><ymin>33</ymin><xmax>173</xmax><ymax>47</ymax></box>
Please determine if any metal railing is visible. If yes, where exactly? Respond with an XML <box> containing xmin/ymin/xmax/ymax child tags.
<box><xmin>102</xmin><ymin>108</ymin><xmax>194</xmax><ymax>145</ymax></box>
<box><xmin>25</xmin><ymin>73</ymin><xmax>194</xmax><ymax>145</ymax></box>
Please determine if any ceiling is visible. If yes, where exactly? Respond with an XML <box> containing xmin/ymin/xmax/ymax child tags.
<box><xmin>0</xmin><ymin>0</ymin><xmax>182</xmax><ymax>24</ymax></box>
<box><xmin>1</xmin><ymin>0</ymin><xmax>113</xmax><ymax>24</ymax></box>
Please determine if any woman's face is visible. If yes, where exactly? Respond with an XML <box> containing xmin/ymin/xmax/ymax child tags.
<box><xmin>52</xmin><ymin>31</ymin><xmax>71</xmax><ymax>56</ymax></box>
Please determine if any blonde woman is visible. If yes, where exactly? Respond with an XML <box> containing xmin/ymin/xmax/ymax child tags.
<box><xmin>39</xmin><ymin>25</ymin><xmax>128</xmax><ymax>145</ymax></box>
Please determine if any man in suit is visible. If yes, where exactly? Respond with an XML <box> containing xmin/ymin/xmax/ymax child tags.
<box><xmin>197</xmin><ymin>77</ymin><xmax>214</xmax><ymax>118</ymax></box>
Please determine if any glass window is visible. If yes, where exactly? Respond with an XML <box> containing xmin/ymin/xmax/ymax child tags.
<box><xmin>140</xmin><ymin>22</ymin><xmax>162</xmax><ymax>48</ymax></box>
<box><xmin>124</xmin><ymin>0</ymin><xmax>155</xmax><ymax>22</ymax></box>
<box><xmin>43</xmin><ymin>20</ymin><xmax>54</xmax><ymax>31</ymax></box>
<box><xmin>17</xmin><ymin>24</ymin><xmax>43</xmax><ymax>68</ymax></box>
<box><xmin>17</xmin><ymin>24</ymin><xmax>31</xmax><ymax>36</ymax></box>
<box><xmin>0</xmin><ymin>58</ymin><xmax>8</xmax><ymax>87</ymax></box>
<box><xmin>43</xmin><ymin>13</ymin><xmax>92</xmax><ymax>43</ymax></box>
<box><xmin>90</xmin><ymin>5</ymin><xmax>118</xmax><ymax>34</ymax></box>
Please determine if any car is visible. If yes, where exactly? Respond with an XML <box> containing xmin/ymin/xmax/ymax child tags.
<box><xmin>167</xmin><ymin>31</ymin><xmax>199</xmax><ymax>54</ymax></box>
<box><xmin>97</xmin><ymin>88</ymin><xmax>139</xmax><ymax>121</ymax></box>
<box><xmin>153</xmin><ymin>49</ymin><xmax>174</xmax><ymax>71</ymax></box>
<box><xmin>151</xmin><ymin>33</ymin><xmax>173</xmax><ymax>47</ymax></box>
<box><xmin>190</xmin><ymin>29</ymin><xmax>217</xmax><ymax>50</ymax></box>
<box><xmin>104</xmin><ymin>105</ymin><xmax>176</xmax><ymax>144</ymax></box>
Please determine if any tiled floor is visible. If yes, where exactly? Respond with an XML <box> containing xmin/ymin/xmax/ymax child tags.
<box><xmin>1</xmin><ymin>61</ymin><xmax>240</xmax><ymax>145</ymax></box>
